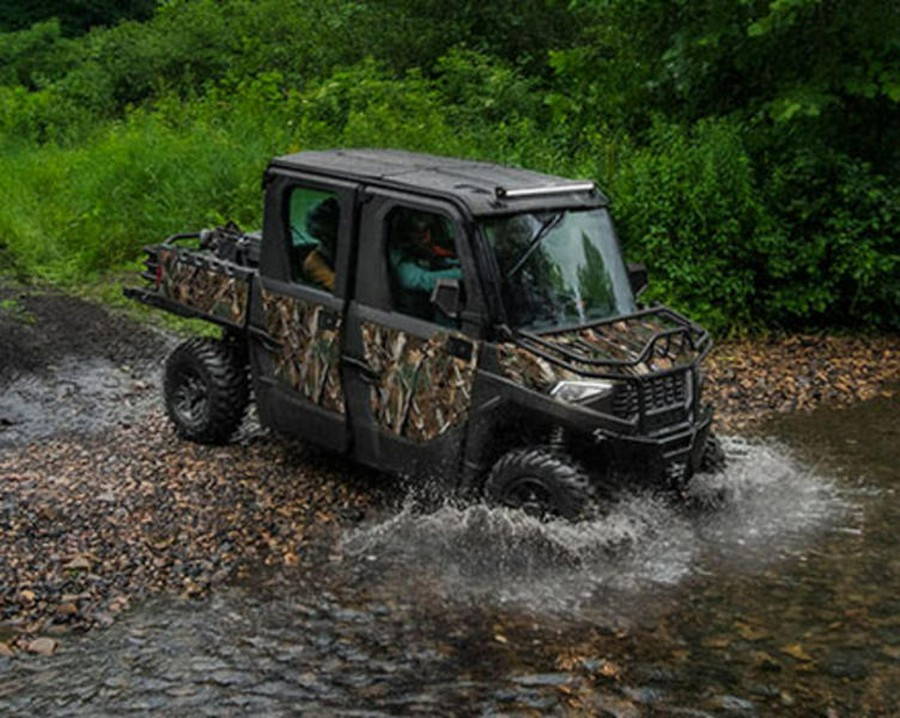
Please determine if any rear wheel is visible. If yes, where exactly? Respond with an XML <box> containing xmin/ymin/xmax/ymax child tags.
<box><xmin>164</xmin><ymin>337</ymin><xmax>249</xmax><ymax>444</ymax></box>
<box><xmin>484</xmin><ymin>448</ymin><xmax>595</xmax><ymax>521</ymax></box>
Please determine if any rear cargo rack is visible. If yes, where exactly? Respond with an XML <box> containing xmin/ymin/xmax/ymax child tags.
<box><xmin>139</xmin><ymin>232</ymin><xmax>203</xmax><ymax>282</ymax></box>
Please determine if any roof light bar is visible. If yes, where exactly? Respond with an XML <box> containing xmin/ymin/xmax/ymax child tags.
<box><xmin>494</xmin><ymin>181</ymin><xmax>596</xmax><ymax>199</ymax></box>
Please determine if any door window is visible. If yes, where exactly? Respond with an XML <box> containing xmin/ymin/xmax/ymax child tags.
<box><xmin>287</xmin><ymin>186</ymin><xmax>340</xmax><ymax>291</ymax></box>
<box><xmin>385</xmin><ymin>207</ymin><xmax>462</xmax><ymax>326</ymax></box>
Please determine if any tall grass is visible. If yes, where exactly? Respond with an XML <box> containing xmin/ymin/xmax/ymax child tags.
<box><xmin>0</xmin><ymin>59</ymin><xmax>577</xmax><ymax>283</ymax></box>
<box><xmin>0</xmin><ymin>96</ymin><xmax>281</xmax><ymax>281</ymax></box>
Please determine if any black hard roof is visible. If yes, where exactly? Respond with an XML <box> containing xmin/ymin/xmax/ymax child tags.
<box><xmin>269</xmin><ymin>148</ymin><xmax>607</xmax><ymax>217</ymax></box>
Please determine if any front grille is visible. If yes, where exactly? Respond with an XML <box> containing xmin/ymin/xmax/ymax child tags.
<box><xmin>612</xmin><ymin>384</ymin><xmax>640</xmax><ymax>419</ymax></box>
<box><xmin>641</xmin><ymin>372</ymin><xmax>687</xmax><ymax>409</ymax></box>
<box><xmin>611</xmin><ymin>371</ymin><xmax>691</xmax><ymax>427</ymax></box>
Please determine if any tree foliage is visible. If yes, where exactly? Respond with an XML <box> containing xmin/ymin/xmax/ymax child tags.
<box><xmin>0</xmin><ymin>0</ymin><xmax>896</xmax><ymax>331</ymax></box>
<box><xmin>0</xmin><ymin>0</ymin><xmax>156</xmax><ymax>36</ymax></box>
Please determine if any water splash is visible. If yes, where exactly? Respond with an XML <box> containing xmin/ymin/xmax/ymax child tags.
<box><xmin>342</xmin><ymin>437</ymin><xmax>849</xmax><ymax>619</ymax></box>
<box><xmin>688</xmin><ymin>437</ymin><xmax>851</xmax><ymax>563</ymax></box>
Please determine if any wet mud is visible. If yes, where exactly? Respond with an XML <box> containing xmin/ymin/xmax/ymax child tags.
<box><xmin>0</xmin><ymin>288</ymin><xmax>172</xmax><ymax>447</ymax></box>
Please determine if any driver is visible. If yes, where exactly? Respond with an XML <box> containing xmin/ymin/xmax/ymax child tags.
<box><xmin>388</xmin><ymin>210</ymin><xmax>462</xmax><ymax>322</ymax></box>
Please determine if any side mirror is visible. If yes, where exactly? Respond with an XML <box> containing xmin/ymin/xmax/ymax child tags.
<box><xmin>431</xmin><ymin>277</ymin><xmax>463</xmax><ymax>319</ymax></box>
<box><xmin>627</xmin><ymin>262</ymin><xmax>648</xmax><ymax>298</ymax></box>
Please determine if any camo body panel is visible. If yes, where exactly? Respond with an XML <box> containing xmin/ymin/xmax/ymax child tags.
<box><xmin>261</xmin><ymin>290</ymin><xmax>345</xmax><ymax>414</ymax></box>
<box><xmin>499</xmin><ymin>314</ymin><xmax>700</xmax><ymax>392</ymax></box>
<box><xmin>159</xmin><ymin>249</ymin><xmax>249</xmax><ymax>325</ymax></box>
<box><xmin>497</xmin><ymin>345</ymin><xmax>579</xmax><ymax>393</ymax></box>
<box><xmin>361</xmin><ymin>324</ymin><xmax>478</xmax><ymax>442</ymax></box>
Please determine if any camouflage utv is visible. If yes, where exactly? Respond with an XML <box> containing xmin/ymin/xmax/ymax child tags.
<box><xmin>126</xmin><ymin>149</ymin><xmax>723</xmax><ymax>520</ymax></box>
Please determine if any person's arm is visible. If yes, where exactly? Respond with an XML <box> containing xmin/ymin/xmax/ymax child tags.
<box><xmin>390</xmin><ymin>249</ymin><xmax>461</xmax><ymax>292</ymax></box>
<box><xmin>303</xmin><ymin>250</ymin><xmax>335</xmax><ymax>290</ymax></box>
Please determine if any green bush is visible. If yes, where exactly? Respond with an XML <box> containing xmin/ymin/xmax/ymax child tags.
<box><xmin>610</xmin><ymin>118</ymin><xmax>772</xmax><ymax>332</ymax></box>
<box><xmin>760</xmin><ymin>150</ymin><xmax>899</xmax><ymax>330</ymax></box>
<box><xmin>0</xmin><ymin>1</ymin><xmax>896</xmax><ymax>332</ymax></box>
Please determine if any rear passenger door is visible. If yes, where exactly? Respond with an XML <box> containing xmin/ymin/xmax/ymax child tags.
<box><xmin>249</xmin><ymin>171</ymin><xmax>356</xmax><ymax>452</ymax></box>
<box><xmin>342</xmin><ymin>190</ymin><xmax>484</xmax><ymax>481</ymax></box>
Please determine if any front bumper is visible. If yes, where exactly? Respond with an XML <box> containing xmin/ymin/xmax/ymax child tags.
<box><xmin>594</xmin><ymin>404</ymin><xmax>713</xmax><ymax>490</ymax></box>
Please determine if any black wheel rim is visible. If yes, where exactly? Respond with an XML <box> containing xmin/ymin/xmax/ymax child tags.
<box><xmin>502</xmin><ymin>477</ymin><xmax>555</xmax><ymax>518</ymax></box>
<box><xmin>171</xmin><ymin>366</ymin><xmax>208</xmax><ymax>426</ymax></box>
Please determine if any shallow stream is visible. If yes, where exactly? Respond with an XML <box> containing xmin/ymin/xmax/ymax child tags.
<box><xmin>1</xmin><ymin>396</ymin><xmax>897</xmax><ymax>716</ymax></box>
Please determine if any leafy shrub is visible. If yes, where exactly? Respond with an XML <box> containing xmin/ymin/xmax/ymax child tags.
<box><xmin>610</xmin><ymin>117</ymin><xmax>771</xmax><ymax>332</ymax></box>
<box><xmin>0</xmin><ymin>1</ymin><xmax>896</xmax><ymax>332</ymax></box>
<box><xmin>760</xmin><ymin>150</ymin><xmax>899</xmax><ymax>330</ymax></box>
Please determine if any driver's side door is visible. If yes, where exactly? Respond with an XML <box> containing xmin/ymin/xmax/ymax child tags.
<box><xmin>342</xmin><ymin>190</ymin><xmax>485</xmax><ymax>481</ymax></box>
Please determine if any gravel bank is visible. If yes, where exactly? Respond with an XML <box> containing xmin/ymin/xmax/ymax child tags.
<box><xmin>1</xmin><ymin>288</ymin><xmax>897</xmax><ymax>653</ymax></box>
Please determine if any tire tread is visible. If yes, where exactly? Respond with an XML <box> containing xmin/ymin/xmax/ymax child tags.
<box><xmin>163</xmin><ymin>337</ymin><xmax>249</xmax><ymax>445</ymax></box>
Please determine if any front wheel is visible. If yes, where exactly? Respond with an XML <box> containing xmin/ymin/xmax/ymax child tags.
<box><xmin>163</xmin><ymin>337</ymin><xmax>249</xmax><ymax>445</ymax></box>
<box><xmin>484</xmin><ymin>448</ymin><xmax>595</xmax><ymax>521</ymax></box>
<box><xmin>699</xmin><ymin>433</ymin><xmax>727</xmax><ymax>474</ymax></box>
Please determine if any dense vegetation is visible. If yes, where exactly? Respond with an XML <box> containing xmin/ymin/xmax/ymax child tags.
<box><xmin>0</xmin><ymin>0</ymin><xmax>896</xmax><ymax>332</ymax></box>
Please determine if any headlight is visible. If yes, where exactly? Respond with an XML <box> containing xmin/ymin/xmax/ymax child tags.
<box><xmin>550</xmin><ymin>379</ymin><xmax>616</xmax><ymax>404</ymax></box>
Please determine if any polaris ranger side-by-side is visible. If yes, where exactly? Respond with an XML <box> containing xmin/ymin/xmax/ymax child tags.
<box><xmin>126</xmin><ymin>149</ymin><xmax>723</xmax><ymax>520</ymax></box>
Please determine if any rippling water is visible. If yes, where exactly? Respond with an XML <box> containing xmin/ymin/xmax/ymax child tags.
<box><xmin>2</xmin><ymin>404</ymin><xmax>897</xmax><ymax>716</ymax></box>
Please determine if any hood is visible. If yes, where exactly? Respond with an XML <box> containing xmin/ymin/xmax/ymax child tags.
<box><xmin>498</xmin><ymin>308</ymin><xmax>710</xmax><ymax>392</ymax></box>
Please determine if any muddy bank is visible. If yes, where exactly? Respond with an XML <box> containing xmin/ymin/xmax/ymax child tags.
<box><xmin>1</xmin><ymin>287</ymin><xmax>898</xmax><ymax>652</ymax></box>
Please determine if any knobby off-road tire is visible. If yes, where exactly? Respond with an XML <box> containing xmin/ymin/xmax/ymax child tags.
<box><xmin>699</xmin><ymin>432</ymin><xmax>727</xmax><ymax>473</ymax></box>
<box><xmin>484</xmin><ymin>447</ymin><xmax>595</xmax><ymax>521</ymax></box>
<box><xmin>163</xmin><ymin>337</ymin><xmax>249</xmax><ymax>445</ymax></box>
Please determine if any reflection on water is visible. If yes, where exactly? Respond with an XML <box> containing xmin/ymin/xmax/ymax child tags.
<box><xmin>1</xmin><ymin>399</ymin><xmax>898</xmax><ymax>716</ymax></box>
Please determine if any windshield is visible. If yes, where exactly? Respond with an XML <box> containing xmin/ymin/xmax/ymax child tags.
<box><xmin>482</xmin><ymin>208</ymin><xmax>637</xmax><ymax>331</ymax></box>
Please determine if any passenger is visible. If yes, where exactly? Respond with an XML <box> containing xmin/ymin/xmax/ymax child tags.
<box><xmin>389</xmin><ymin>211</ymin><xmax>462</xmax><ymax>294</ymax></box>
<box><xmin>302</xmin><ymin>197</ymin><xmax>340</xmax><ymax>291</ymax></box>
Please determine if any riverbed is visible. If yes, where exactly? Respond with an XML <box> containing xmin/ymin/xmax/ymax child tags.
<box><xmin>1</xmin><ymin>395</ymin><xmax>897</xmax><ymax>716</ymax></box>
<box><xmin>1</xmin><ymin>289</ymin><xmax>897</xmax><ymax>715</ymax></box>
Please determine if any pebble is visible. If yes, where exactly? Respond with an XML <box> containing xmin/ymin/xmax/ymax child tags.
<box><xmin>26</xmin><ymin>637</ymin><xmax>58</xmax><ymax>656</ymax></box>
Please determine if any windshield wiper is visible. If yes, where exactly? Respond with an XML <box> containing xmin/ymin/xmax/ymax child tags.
<box><xmin>506</xmin><ymin>212</ymin><xmax>563</xmax><ymax>278</ymax></box>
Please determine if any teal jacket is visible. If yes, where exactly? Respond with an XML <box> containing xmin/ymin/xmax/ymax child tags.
<box><xmin>388</xmin><ymin>248</ymin><xmax>462</xmax><ymax>292</ymax></box>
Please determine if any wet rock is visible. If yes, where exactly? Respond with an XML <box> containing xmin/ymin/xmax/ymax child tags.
<box><xmin>622</xmin><ymin>685</ymin><xmax>667</xmax><ymax>705</ymax></box>
<box><xmin>751</xmin><ymin>651</ymin><xmax>781</xmax><ymax>672</ymax></box>
<box><xmin>825</xmin><ymin>658</ymin><xmax>868</xmax><ymax>679</ymax></box>
<box><xmin>26</xmin><ymin>637</ymin><xmax>58</xmax><ymax>656</ymax></box>
<box><xmin>780</xmin><ymin>643</ymin><xmax>815</xmax><ymax>663</ymax></box>
<box><xmin>210</xmin><ymin>669</ymin><xmax>255</xmax><ymax>688</ymax></box>
<box><xmin>511</xmin><ymin>672</ymin><xmax>576</xmax><ymax>687</ymax></box>
<box><xmin>735</xmin><ymin>622</ymin><xmax>769</xmax><ymax>641</ymax></box>
<box><xmin>54</xmin><ymin>602</ymin><xmax>79</xmax><ymax>621</ymax></box>
<box><xmin>710</xmin><ymin>694</ymin><xmax>757</xmax><ymax>715</ymax></box>
<box><xmin>589</xmin><ymin>694</ymin><xmax>642</xmax><ymax>718</ymax></box>
<box><xmin>63</xmin><ymin>556</ymin><xmax>91</xmax><ymax>571</ymax></box>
